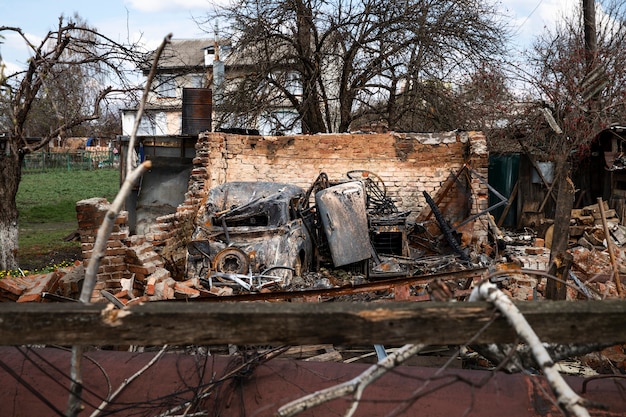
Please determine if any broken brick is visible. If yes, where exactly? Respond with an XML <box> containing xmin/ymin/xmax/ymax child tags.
<box><xmin>524</xmin><ymin>247</ymin><xmax>544</xmax><ymax>255</ymax></box>
<box><xmin>174</xmin><ymin>283</ymin><xmax>200</xmax><ymax>298</ymax></box>
<box><xmin>0</xmin><ymin>278</ymin><xmax>26</xmax><ymax>296</ymax></box>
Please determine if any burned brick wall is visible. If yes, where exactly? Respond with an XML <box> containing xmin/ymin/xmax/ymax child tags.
<box><xmin>198</xmin><ymin>131</ymin><xmax>489</xmax><ymax>242</ymax></box>
<box><xmin>76</xmin><ymin>131</ymin><xmax>489</xmax><ymax>300</ymax></box>
<box><xmin>199</xmin><ymin>131</ymin><xmax>485</xmax><ymax>211</ymax></box>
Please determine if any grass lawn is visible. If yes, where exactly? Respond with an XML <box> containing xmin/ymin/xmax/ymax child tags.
<box><xmin>17</xmin><ymin>168</ymin><xmax>120</xmax><ymax>270</ymax></box>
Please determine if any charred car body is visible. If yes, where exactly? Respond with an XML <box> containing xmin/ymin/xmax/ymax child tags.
<box><xmin>186</xmin><ymin>182</ymin><xmax>314</xmax><ymax>290</ymax></box>
<box><xmin>186</xmin><ymin>172</ymin><xmax>420</xmax><ymax>293</ymax></box>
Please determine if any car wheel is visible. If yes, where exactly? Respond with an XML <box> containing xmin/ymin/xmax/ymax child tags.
<box><xmin>213</xmin><ymin>247</ymin><xmax>249</xmax><ymax>274</ymax></box>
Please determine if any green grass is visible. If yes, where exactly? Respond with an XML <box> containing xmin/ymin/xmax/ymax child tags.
<box><xmin>18</xmin><ymin>169</ymin><xmax>120</xmax><ymax>223</ymax></box>
<box><xmin>17</xmin><ymin>168</ymin><xmax>120</xmax><ymax>265</ymax></box>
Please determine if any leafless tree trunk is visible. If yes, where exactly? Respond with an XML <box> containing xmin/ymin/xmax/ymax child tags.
<box><xmin>0</xmin><ymin>17</ymin><xmax>140</xmax><ymax>271</ymax></box>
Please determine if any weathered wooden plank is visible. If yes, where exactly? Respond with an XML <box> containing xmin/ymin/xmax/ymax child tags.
<box><xmin>0</xmin><ymin>300</ymin><xmax>624</xmax><ymax>346</ymax></box>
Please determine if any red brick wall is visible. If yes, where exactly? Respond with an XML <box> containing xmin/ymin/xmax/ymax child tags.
<box><xmin>78</xmin><ymin>131</ymin><xmax>489</xmax><ymax>297</ymax></box>
<box><xmin>198</xmin><ymin>131</ymin><xmax>488</xmax><ymax>231</ymax></box>
<box><xmin>76</xmin><ymin>198</ymin><xmax>172</xmax><ymax>303</ymax></box>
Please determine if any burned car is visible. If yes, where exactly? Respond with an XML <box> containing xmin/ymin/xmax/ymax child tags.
<box><xmin>186</xmin><ymin>181</ymin><xmax>314</xmax><ymax>291</ymax></box>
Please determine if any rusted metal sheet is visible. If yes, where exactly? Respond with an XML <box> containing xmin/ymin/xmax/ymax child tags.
<box><xmin>316</xmin><ymin>181</ymin><xmax>371</xmax><ymax>266</ymax></box>
<box><xmin>182</xmin><ymin>87</ymin><xmax>212</xmax><ymax>135</ymax></box>
<box><xmin>0</xmin><ymin>347</ymin><xmax>623</xmax><ymax>417</ymax></box>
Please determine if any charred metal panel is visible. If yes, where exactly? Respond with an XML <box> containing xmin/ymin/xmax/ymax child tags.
<box><xmin>200</xmin><ymin>182</ymin><xmax>301</xmax><ymax>228</ymax></box>
<box><xmin>182</xmin><ymin>88</ymin><xmax>212</xmax><ymax>135</ymax></box>
<box><xmin>316</xmin><ymin>181</ymin><xmax>371</xmax><ymax>267</ymax></box>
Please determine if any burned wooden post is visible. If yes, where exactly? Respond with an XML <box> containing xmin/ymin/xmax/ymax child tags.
<box><xmin>1</xmin><ymin>300</ymin><xmax>625</xmax><ymax>346</ymax></box>
<box><xmin>597</xmin><ymin>197</ymin><xmax>624</xmax><ymax>297</ymax></box>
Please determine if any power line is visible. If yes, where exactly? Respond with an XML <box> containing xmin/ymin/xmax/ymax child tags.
<box><xmin>512</xmin><ymin>0</ymin><xmax>546</xmax><ymax>37</ymax></box>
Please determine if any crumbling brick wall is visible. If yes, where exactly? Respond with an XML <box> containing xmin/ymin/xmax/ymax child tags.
<box><xmin>77</xmin><ymin>131</ymin><xmax>489</xmax><ymax>299</ymax></box>
<box><xmin>200</xmin><ymin>131</ymin><xmax>486</xmax><ymax>211</ymax></box>
<box><xmin>198</xmin><ymin>131</ymin><xmax>489</xmax><ymax>242</ymax></box>
<box><xmin>76</xmin><ymin>198</ymin><xmax>172</xmax><ymax>303</ymax></box>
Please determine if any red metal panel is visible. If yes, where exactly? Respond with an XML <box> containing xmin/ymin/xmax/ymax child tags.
<box><xmin>0</xmin><ymin>347</ymin><xmax>623</xmax><ymax>417</ymax></box>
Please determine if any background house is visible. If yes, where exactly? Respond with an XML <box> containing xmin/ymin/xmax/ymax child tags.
<box><xmin>119</xmin><ymin>39</ymin><xmax>213</xmax><ymax>234</ymax></box>
<box><xmin>119</xmin><ymin>38</ymin><xmax>307</xmax><ymax>234</ymax></box>
<box><xmin>121</xmin><ymin>38</ymin><xmax>213</xmax><ymax>137</ymax></box>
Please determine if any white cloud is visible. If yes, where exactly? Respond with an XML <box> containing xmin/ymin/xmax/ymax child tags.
<box><xmin>124</xmin><ymin>0</ymin><xmax>223</xmax><ymax>13</ymax></box>
<box><xmin>500</xmin><ymin>0</ymin><xmax>579</xmax><ymax>50</ymax></box>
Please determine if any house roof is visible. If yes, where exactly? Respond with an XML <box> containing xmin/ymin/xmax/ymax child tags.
<box><xmin>144</xmin><ymin>38</ymin><xmax>212</xmax><ymax>73</ymax></box>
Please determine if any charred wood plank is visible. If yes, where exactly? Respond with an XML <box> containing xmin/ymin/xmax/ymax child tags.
<box><xmin>0</xmin><ymin>300</ymin><xmax>624</xmax><ymax>346</ymax></box>
<box><xmin>423</xmin><ymin>190</ymin><xmax>470</xmax><ymax>262</ymax></box>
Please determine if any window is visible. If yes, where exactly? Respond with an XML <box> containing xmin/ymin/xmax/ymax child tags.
<box><xmin>286</xmin><ymin>71</ymin><xmax>302</xmax><ymax>96</ymax></box>
<box><xmin>155</xmin><ymin>76</ymin><xmax>177</xmax><ymax>98</ymax></box>
<box><xmin>137</xmin><ymin>115</ymin><xmax>155</xmax><ymax>136</ymax></box>
<box><xmin>136</xmin><ymin>112</ymin><xmax>168</xmax><ymax>136</ymax></box>
<box><xmin>188</xmin><ymin>74</ymin><xmax>205</xmax><ymax>88</ymax></box>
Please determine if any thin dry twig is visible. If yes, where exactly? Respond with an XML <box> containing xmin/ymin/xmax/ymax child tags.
<box><xmin>156</xmin><ymin>346</ymin><xmax>290</xmax><ymax>417</ymax></box>
<box><xmin>277</xmin><ymin>343</ymin><xmax>425</xmax><ymax>417</ymax></box>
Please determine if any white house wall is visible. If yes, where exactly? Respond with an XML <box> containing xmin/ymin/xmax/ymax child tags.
<box><xmin>122</xmin><ymin>110</ymin><xmax>182</xmax><ymax>136</ymax></box>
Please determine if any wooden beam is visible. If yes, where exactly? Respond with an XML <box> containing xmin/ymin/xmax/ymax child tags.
<box><xmin>497</xmin><ymin>179</ymin><xmax>518</xmax><ymax>227</ymax></box>
<box><xmin>0</xmin><ymin>300</ymin><xmax>625</xmax><ymax>346</ymax></box>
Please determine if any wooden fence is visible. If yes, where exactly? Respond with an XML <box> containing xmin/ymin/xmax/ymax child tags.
<box><xmin>0</xmin><ymin>300</ymin><xmax>624</xmax><ymax>346</ymax></box>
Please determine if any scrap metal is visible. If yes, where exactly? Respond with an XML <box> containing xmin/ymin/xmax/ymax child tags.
<box><xmin>192</xmin><ymin>267</ymin><xmax>486</xmax><ymax>302</ymax></box>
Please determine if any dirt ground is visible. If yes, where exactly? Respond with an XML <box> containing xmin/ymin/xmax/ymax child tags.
<box><xmin>18</xmin><ymin>244</ymin><xmax>82</xmax><ymax>271</ymax></box>
<box><xmin>17</xmin><ymin>221</ymin><xmax>82</xmax><ymax>271</ymax></box>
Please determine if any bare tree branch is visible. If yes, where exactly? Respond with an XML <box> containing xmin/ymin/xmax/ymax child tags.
<box><xmin>65</xmin><ymin>33</ymin><xmax>172</xmax><ymax>417</ymax></box>
<box><xmin>277</xmin><ymin>343</ymin><xmax>426</xmax><ymax>417</ymax></box>
<box><xmin>469</xmin><ymin>280</ymin><xmax>591</xmax><ymax>417</ymax></box>
<box><xmin>80</xmin><ymin>33</ymin><xmax>171</xmax><ymax>303</ymax></box>
<box><xmin>202</xmin><ymin>0</ymin><xmax>508</xmax><ymax>133</ymax></box>
<box><xmin>126</xmin><ymin>33</ymin><xmax>172</xmax><ymax>175</ymax></box>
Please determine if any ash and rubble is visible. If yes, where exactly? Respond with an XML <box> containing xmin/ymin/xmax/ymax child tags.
<box><xmin>4</xmin><ymin>172</ymin><xmax>625</xmax><ymax>303</ymax></box>
<box><xmin>3</xmin><ymin>172</ymin><xmax>626</xmax><ymax>374</ymax></box>
<box><xmin>179</xmin><ymin>172</ymin><xmax>625</xmax><ymax>303</ymax></box>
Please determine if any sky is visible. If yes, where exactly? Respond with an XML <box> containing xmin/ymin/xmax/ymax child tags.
<box><xmin>1</xmin><ymin>0</ymin><xmax>579</xmax><ymax>75</ymax></box>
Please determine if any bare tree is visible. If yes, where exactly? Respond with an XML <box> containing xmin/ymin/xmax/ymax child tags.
<box><xmin>0</xmin><ymin>15</ymin><xmax>141</xmax><ymax>271</ymax></box>
<box><xmin>200</xmin><ymin>0</ymin><xmax>508</xmax><ymax>134</ymax></box>
<box><xmin>507</xmin><ymin>0</ymin><xmax>626</xmax><ymax>298</ymax></box>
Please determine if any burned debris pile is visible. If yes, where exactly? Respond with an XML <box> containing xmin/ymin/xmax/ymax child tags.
<box><xmin>180</xmin><ymin>170</ymin><xmax>483</xmax><ymax>300</ymax></box>
<box><xmin>4</xmin><ymin>172</ymin><xmax>626</xmax><ymax>304</ymax></box>
<box><xmin>2</xmin><ymin>168</ymin><xmax>626</xmax><ymax>379</ymax></box>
